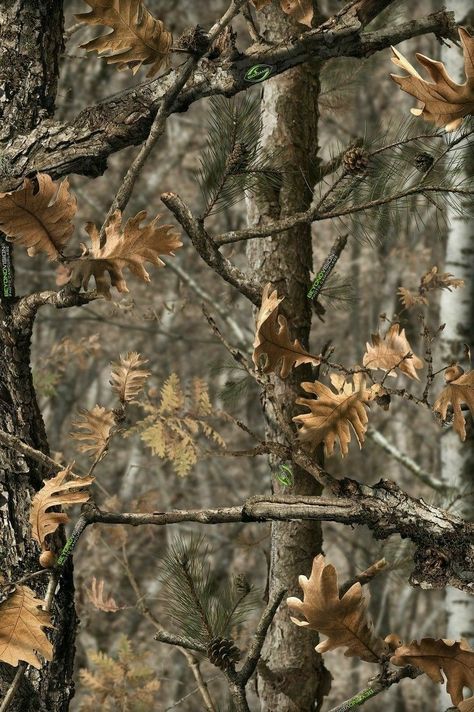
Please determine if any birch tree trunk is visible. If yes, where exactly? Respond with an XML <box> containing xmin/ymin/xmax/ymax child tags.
<box><xmin>438</xmin><ymin>1</ymin><xmax>474</xmax><ymax>706</ymax></box>
<box><xmin>246</xmin><ymin>4</ymin><xmax>331</xmax><ymax>710</ymax></box>
<box><xmin>0</xmin><ymin>3</ymin><xmax>77</xmax><ymax>710</ymax></box>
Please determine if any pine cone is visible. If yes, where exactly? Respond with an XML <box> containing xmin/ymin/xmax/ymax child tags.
<box><xmin>343</xmin><ymin>146</ymin><xmax>369</xmax><ymax>174</ymax></box>
<box><xmin>176</xmin><ymin>25</ymin><xmax>210</xmax><ymax>55</ymax></box>
<box><xmin>207</xmin><ymin>637</ymin><xmax>241</xmax><ymax>670</ymax></box>
<box><xmin>226</xmin><ymin>142</ymin><xmax>250</xmax><ymax>174</ymax></box>
<box><xmin>233</xmin><ymin>573</ymin><xmax>251</xmax><ymax>596</ymax></box>
<box><xmin>414</xmin><ymin>152</ymin><xmax>434</xmax><ymax>172</ymax></box>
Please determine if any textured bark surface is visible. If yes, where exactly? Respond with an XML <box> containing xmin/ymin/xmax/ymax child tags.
<box><xmin>246</xmin><ymin>5</ymin><xmax>331</xmax><ymax>710</ymax></box>
<box><xmin>0</xmin><ymin>3</ymin><xmax>77</xmax><ymax>711</ymax></box>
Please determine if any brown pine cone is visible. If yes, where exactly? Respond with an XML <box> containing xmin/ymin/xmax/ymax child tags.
<box><xmin>414</xmin><ymin>152</ymin><xmax>434</xmax><ymax>172</ymax></box>
<box><xmin>207</xmin><ymin>636</ymin><xmax>241</xmax><ymax>670</ymax></box>
<box><xmin>343</xmin><ymin>146</ymin><xmax>369</xmax><ymax>174</ymax></box>
<box><xmin>176</xmin><ymin>25</ymin><xmax>209</xmax><ymax>55</ymax></box>
<box><xmin>226</xmin><ymin>142</ymin><xmax>250</xmax><ymax>174</ymax></box>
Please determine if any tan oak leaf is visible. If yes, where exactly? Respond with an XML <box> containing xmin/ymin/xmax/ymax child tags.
<box><xmin>253</xmin><ymin>283</ymin><xmax>320</xmax><ymax>378</ymax></box>
<box><xmin>87</xmin><ymin>577</ymin><xmax>124</xmax><ymax>613</ymax></box>
<box><xmin>390</xmin><ymin>28</ymin><xmax>474</xmax><ymax>131</ymax></box>
<box><xmin>363</xmin><ymin>323</ymin><xmax>423</xmax><ymax>380</ymax></box>
<box><xmin>293</xmin><ymin>372</ymin><xmax>371</xmax><ymax>457</ymax></box>
<box><xmin>110</xmin><ymin>352</ymin><xmax>150</xmax><ymax>403</ymax></box>
<box><xmin>69</xmin><ymin>210</ymin><xmax>182</xmax><ymax>298</ymax></box>
<box><xmin>71</xmin><ymin>405</ymin><xmax>116</xmax><ymax>459</ymax></box>
<box><xmin>459</xmin><ymin>698</ymin><xmax>474</xmax><ymax>712</ymax></box>
<box><xmin>391</xmin><ymin>638</ymin><xmax>474</xmax><ymax>707</ymax></box>
<box><xmin>280</xmin><ymin>0</ymin><xmax>313</xmax><ymax>27</ymax></box>
<box><xmin>30</xmin><ymin>467</ymin><xmax>94</xmax><ymax>547</ymax></box>
<box><xmin>0</xmin><ymin>174</ymin><xmax>76</xmax><ymax>261</ymax></box>
<box><xmin>0</xmin><ymin>586</ymin><xmax>54</xmax><ymax>668</ymax></box>
<box><xmin>433</xmin><ymin>365</ymin><xmax>474</xmax><ymax>441</ymax></box>
<box><xmin>76</xmin><ymin>0</ymin><xmax>173</xmax><ymax>77</ymax></box>
<box><xmin>287</xmin><ymin>555</ymin><xmax>387</xmax><ymax>663</ymax></box>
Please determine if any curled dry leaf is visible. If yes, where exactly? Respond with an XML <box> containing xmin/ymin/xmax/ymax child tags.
<box><xmin>110</xmin><ymin>352</ymin><xmax>150</xmax><ymax>403</ymax></box>
<box><xmin>421</xmin><ymin>265</ymin><xmax>464</xmax><ymax>293</ymax></box>
<box><xmin>433</xmin><ymin>366</ymin><xmax>474</xmax><ymax>441</ymax></box>
<box><xmin>30</xmin><ymin>467</ymin><xmax>93</xmax><ymax>548</ymax></box>
<box><xmin>293</xmin><ymin>372</ymin><xmax>371</xmax><ymax>457</ymax></box>
<box><xmin>0</xmin><ymin>585</ymin><xmax>54</xmax><ymax>668</ymax></box>
<box><xmin>287</xmin><ymin>555</ymin><xmax>387</xmax><ymax>663</ymax></box>
<box><xmin>87</xmin><ymin>577</ymin><xmax>124</xmax><ymax>613</ymax></box>
<box><xmin>0</xmin><ymin>174</ymin><xmax>76</xmax><ymax>261</ymax></box>
<box><xmin>363</xmin><ymin>323</ymin><xmax>423</xmax><ymax>380</ymax></box>
<box><xmin>390</xmin><ymin>28</ymin><xmax>474</xmax><ymax>131</ymax></box>
<box><xmin>69</xmin><ymin>210</ymin><xmax>182</xmax><ymax>299</ymax></box>
<box><xmin>391</xmin><ymin>638</ymin><xmax>474</xmax><ymax>707</ymax></box>
<box><xmin>71</xmin><ymin>405</ymin><xmax>116</xmax><ymax>459</ymax></box>
<box><xmin>397</xmin><ymin>287</ymin><xmax>428</xmax><ymax>309</ymax></box>
<box><xmin>253</xmin><ymin>283</ymin><xmax>320</xmax><ymax>378</ymax></box>
<box><xmin>76</xmin><ymin>0</ymin><xmax>173</xmax><ymax>77</ymax></box>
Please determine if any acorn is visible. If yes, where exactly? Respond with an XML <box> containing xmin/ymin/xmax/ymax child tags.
<box><xmin>39</xmin><ymin>550</ymin><xmax>57</xmax><ymax>569</ymax></box>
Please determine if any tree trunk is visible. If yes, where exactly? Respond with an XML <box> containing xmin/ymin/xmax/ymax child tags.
<box><xmin>438</xmin><ymin>2</ymin><xmax>474</xmax><ymax>706</ymax></box>
<box><xmin>0</xmin><ymin>3</ymin><xmax>77</xmax><ymax>710</ymax></box>
<box><xmin>246</xmin><ymin>5</ymin><xmax>331</xmax><ymax>710</ymax></box>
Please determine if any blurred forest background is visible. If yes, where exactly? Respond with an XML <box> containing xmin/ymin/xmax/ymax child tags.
<box><xmin>18</xmin><ymin>0</ymin><xmax>473</xmax><ymax>709</ymax></box>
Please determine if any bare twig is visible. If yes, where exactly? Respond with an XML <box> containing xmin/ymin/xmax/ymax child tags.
<box><xmin>339</xmin><ymin>558</ymin><xmax>387</xmax><ymax>597</ymax></box>
<box><xmin>326</xmin><ymin>665</ymin><xmax>420</xmax><ymax>712</ymax></box>
<box><xmin>239</xmin><ymin>588</ymin><xmax>286</xmax><ymax>684</ymax></box>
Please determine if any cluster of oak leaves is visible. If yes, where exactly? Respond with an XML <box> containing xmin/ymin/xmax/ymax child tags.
<box><xmin>1</xmin><ymin>0</ymin><xmax>474</xmax><ymax>707</ymax></box>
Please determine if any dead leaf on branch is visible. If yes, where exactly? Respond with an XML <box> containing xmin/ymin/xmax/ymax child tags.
<box><xmin>0</xmin><ymin>174</ymin><xmax>76</xmax><ymax>261</ymax></box>
<box><xmin>253</xmin><ymin>283</ymin><xmax>320</xmax><ymax>379</ymax></box>
<box><xmin>391</xmin><ymin>638</ymin><xmax>474</xmax><ymax>707</ymax></box>
<box><xmin>398</xmin><ymin>266</ymin><xmax>464</xmax><ymax>310</ymax></box>
<box><xmin>390</xmin><ymin>28</ymin><xmax>474</xmax><ymax>131</ymax></box>
<box><xmin>110</xmin><ymin>352</ymin><xmax>150</xmax><ymax>404</ymax></box>
<box><xmin>68</xmin><ymin>210</ymin><xmax>182</xmax><ymax>299</ymax></box>
<box><xmin>293</xmin><ymin>372</ymin><xmax>371</xmax><ymax>457</ymax></box>
<box><xmin>0</xmin><ymin>585</ymin><xmax>54</xmax><ymax>668</ymax></box>
<box><xmin>30</xmin><ymin>467</ymin><xmax>93</xmax><ymax>548</ymax></box>
<box><xmin>87</xmin><ymin>577</ymin><xmax>125</xmax><ymax>613</ymax></box>
<box><xmin>433</xmin><ymin>365</ymin><xmax>474</xmax><ymax>441</ymax></box>
<box><xmin>76</xmin><ymin>0</ymin><xmax>173</xmax><ymax>77</ymax></box>
<box><xmin>71</xmin><ymin>405</ymin><xmax>116</xmax><ymax>459</ymax></box>
<box><xmin>287</xmin><ymin>555</ymin><xmax>387</xmax><ymax>663</ymax></box>
<box><xmin>363</xmin><ymin>323</ymin><xmax>423</xmax><ymax>380</ymax></box>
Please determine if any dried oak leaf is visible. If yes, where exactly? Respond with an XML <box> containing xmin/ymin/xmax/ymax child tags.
<box><xmin>0</xmin><ymin>585</ymin><xmax>54</xmax><ymax>668</ymax></box>
<box><xmin>421</xmin><ymin>265</ymin><xmax>464</xmax><ymax>293</ymax></box>
<box><xmin>363</xmin><ymin>323</ymin><xmax>423</xmax><ymax>380</ymax></box>
<box><xmin>391</xmin><ymin>638</ymin><xmax>474</xmax><ymax>707</ymax></box>
<box><xmin>253</xmin><ymin>283</ymin><xmax>320</xmax><ymax>378</ymax></box>
<box><xmin>390</xmin><ymin>28</ymin><xmax>474</xmax><ymax>131</ymax></box>
<box><xmin>70</xmin><ymin>210</ymin><xmax>182</xmax><ymax>299</ymax></box>
<box><xmin>287</xmin><ymin>555</ymin><xmax>387</xmax><ymax>663</ymax></box>
<box><xmin>280</xmin><ymin>0</ymin><xmax>313</xmax><ymax>27</ymax></box>
<box><xmin>76</xmin><ymin>0</ymin><xmax>173</xmax><ymax>77</ymax></box>
<box><xmin>397</xmin><ymin>287</ymin><xmax>428</xmax><ymax>309</ymax></box>
<box><xmin>0</xmin><ymin>174</ymin><xmax>76</xmax><ymax>261</ymax></box>
<box><xmin>30</xmin><ymin>467</ymin><xmax>94</xmax><ymax>548</ymax></box>
<box><xmin>87</xmin><ymin>577</ymin><xmax>124</xmax><ymax>613</ymax></box>
<box><xmin>459</xmin><ymin>698</ymin><xmax>474</xmax><ymax>712</ymax></box>
<box><xmin>293</xmin><ymin>372</ymin><xmax>371</xmax><ymax>457</ymax></box>
<box><xmin>110</xmin><ymin>352</ymin><xmax>150</xmax><ymax>403</ymax></box>
<box><xmin>71</xmin><ymin>405</ymin><xmax>116</xmax><ymax>459</ymax></box>
<box><xmin>433</xmin><ymin>366</ymin><xmax>474</xmax><ymax>441</ymax></box>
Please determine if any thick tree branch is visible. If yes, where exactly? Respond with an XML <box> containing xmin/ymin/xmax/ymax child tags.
<box><xmin>0</xmin><ymin>8</ymin><xmax>455</xmax><ymax>191</ymax></box>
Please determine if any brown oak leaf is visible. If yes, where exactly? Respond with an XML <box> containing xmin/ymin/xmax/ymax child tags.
<box><xmin>459</xmin><ymin>698</ymin><xmax>474</xmax><ymax>712</ymax></box>
<box><xmin>71</xmin><ymin>405</ymin><xmax>116</xmax><ymax>459</ymax></box>
<box><xmin>390</xmin><ymin>28</ymin><xmax>474</xmax><ymax>131</ymax></box>
<box><xmin>30</xmin><ymin>467</ymin><xmax>93</xmax><ymax>548</ymax></box>
<box><xmin>69</xmin><ymin>210</ymin><xmax>182</xmax><ymax>299</ymax></box>
<box><xmin>0</xmin><ymin>586</ymin><xmax>54</xmax><ymax>668</ymax></box>
<box><xmin>110</xmin><ymin>352</ymin><xmax>150</xmax><ymax>404</ymax></box>
<box><xmin>287</xmin><ymin>555</ymin><xmax>387</xmax><ymax>663</ymax></box>
<box><xmin>87</xmin><ymin>577</ymin><xmax>124</xmax><ymax>613</ymax></box>
<box><xmin>293</xmin><ymin>372</ymin><xmax>371</xmax><ymax>457</ymax></box>
<box><xmin>76</xmin><ymin>0</ymin><xmax>173</xmax><ymax>77</ymax></box>
<box><xmin>433</xmin><ymin>365</ymin><xmax>474</xmax><ymax>441</ymax></box>
<box><xmin>253</xmin><ymin>283</ymin><xmax>320</xmax><ymax>378</ymax></box>
<box><xmin>391</xmin><ymin>638</ymin><xmax>474</xmax><ymax>707</ymax></box>
<box><xmin>363</xmin><ymin>323</ymin><xmax>423</xmax><ymax>380</ymax></box>
<box><xmin>0</xmin><ymin>174</ymin><xmax>76</xmax><ymax>261</ymax></box>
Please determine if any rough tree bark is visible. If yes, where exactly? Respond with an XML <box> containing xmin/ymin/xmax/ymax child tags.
<box><xmin>0</xmin><ymin>3</ymin><xmax>77</xmax><ymax>711</ymax></box>
<box><xmin>246</xmin><ymin>4</ymin><xmax>331</xmax><ymax>710</ymax></box>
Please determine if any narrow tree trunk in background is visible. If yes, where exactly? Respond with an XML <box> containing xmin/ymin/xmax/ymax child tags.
<box><xmin>246</xmin><ymin>5</ymin><xmax>330</xmax><ymax>710</ymax></box>
<box><xmin>438</xmin><ymin>1</ymin><xmax>474</xmax><ymax>706</ymax></box>
<box><xmin>0</xmin><ymin>4</ymin><xmax>77</xmax><ymax>710</ymax></box>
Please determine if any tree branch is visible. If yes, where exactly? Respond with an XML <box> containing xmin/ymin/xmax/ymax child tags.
<box><xmin>0</xmin><ymin>8</ymin><xmax>456</xmax><ymax>191</ymax></box>
<box><xmin>238</xmin><ymin>588</ymin><xmax>286</xmax><ymax>684</ymax></box>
